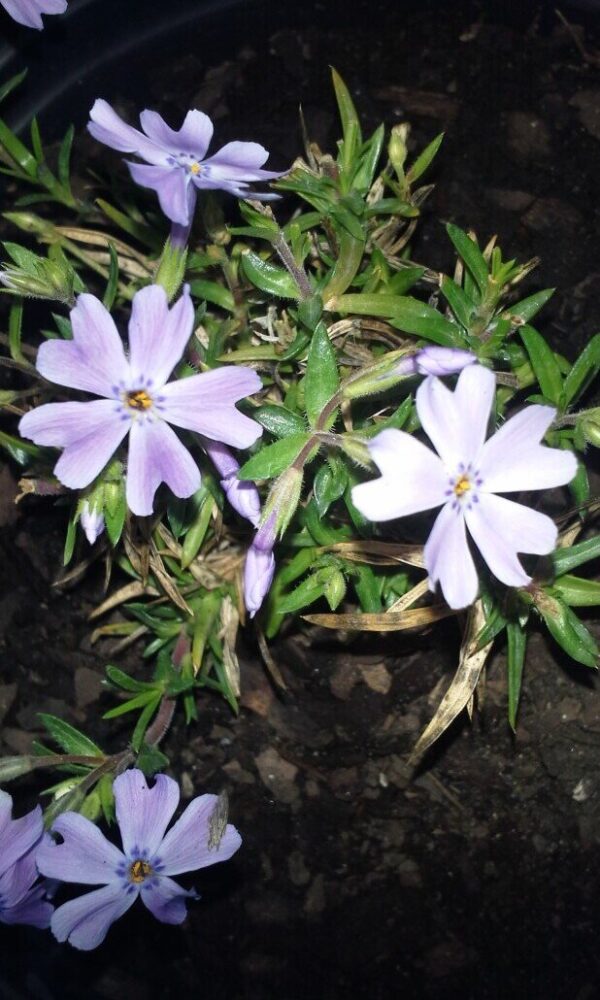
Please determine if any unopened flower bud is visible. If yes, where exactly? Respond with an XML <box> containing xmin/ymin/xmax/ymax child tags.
<box><xmin>80</xmin><ymin>501</ymin><xmax>105</xmax><ymax>545</ymax></box>
<box><xmin>396</xmin><ymin>345</ymin><xmax>477</xmax><ymax>377</ymax></box>
<box><xmin>203</xmin><ymin>439</ymin><xmax>261</xmax><ymax>527</ymax></box>
<box><xmin>243</xmin><ymin>514</ymin><xmax>277</xmax><ymax>618</ymax></box>
<box><xmin>388</xmin><ymin>124</ymin><xmax>410</xmax><ymax>179</ymax></box>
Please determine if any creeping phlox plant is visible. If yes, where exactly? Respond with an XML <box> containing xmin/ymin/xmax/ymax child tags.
<box><xmin>1</xmin><ymin>67</ymin><xmax>600</xmax><ymax>946</ymax></box>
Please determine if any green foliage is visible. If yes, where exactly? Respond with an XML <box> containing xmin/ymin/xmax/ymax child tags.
<box><xmin>3</xmin><ymin>63</ymin><xmax>600</xmax><ymax>766</ymax></box>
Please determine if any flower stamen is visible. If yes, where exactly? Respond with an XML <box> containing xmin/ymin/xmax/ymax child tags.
<box><xmin>126</xmin><ymin>389</ymin><xmax>153</xmax><ymax>411</ymax></box>
<box><xmin>128</xmin><ymin>859</ymin><xmax>153</xmax><ymax>883</ymax></box>
<box><xmin>453</xmin><ymin>474</ymin><xmax>472</xmax><ymax>497</ymax></box>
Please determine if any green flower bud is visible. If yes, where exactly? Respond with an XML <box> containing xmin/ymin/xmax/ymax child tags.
<box><xmin>388</xmin><ymin>124</ymin><xmax>410</xmax><ymax>180</ymax></box>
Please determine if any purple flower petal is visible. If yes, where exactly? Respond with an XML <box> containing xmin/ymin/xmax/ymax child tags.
<box><xmin>140</xmin><ymin>875</ymin><xmax>198</xmax><ymax>925</ymax></box>
<box><xmin>128</xmin><ymin>285</ymin><xmax>194</xmax><ymax>388</ymax></box>
<box><xmin>417</xmin><ymin>365</ymin><xmax>494</xmax><ymax>468</ymax></box>
<box><xmin>0</xmin><ymin>883</ymin><xmax>53</xmax><ymax>929</ymax></box>
<box><xmin>202</xmin><ymin>141</ymin><xmax>284</xmax><ymax>182</ymax></box>
<box><xmin>424</xmin><ymin>502</ymin><xmax>479</xmax><ymax>609</ymax></box>
<box><xmin>36</xmin><ymin>813</ymin><xmax>124</xmax><ymax>885</ymax></box>
<box><xmin>20</xmin><ymin>400</ymin><xmax>130</xmax><ymax>490</ymax></box>
<box><xmin>161</xmin><ymin>368</ymin><xmax>263</xmax><ymax>448</ymax></box>
<box><xmin>416</xmin><ymin>375</ymin><xmax>462</xmax><ymax>468</ymax></box>
<box><xmin>0</xmin><ymin>794</ymin><xmax>43</xmax><ymax>880</ymax></box>
<box><xmin>126</xmin><ymin>161</ymin><xmax>196</xmax><ymax>226</ymax></box>
<box><xmin>478</xmin><ymin>404</ymin><xmax>577</xmax><ymax>493</ymax></box>
<box><xmin>452</xmin><ymin>364</ymin><xmax>496</xmax><ymax>463</ymax></box>
<box><xmin>139</xmin><ymin>109</ymin><xmax>213</xmax><ymax>159</ymax></box>
<box><xmin>114</xmin><ymin>770</ymin><xmax>180</xmax><ymax>860</ymax></box>
<box><xmin>157</xmin><ymin>795</ymin><xmax>242</xmax><ymax>877</ymax></box>
<box><xmin>36</xmin><ymin>293</ymin><xmax>129</xmax><ymax>397</ymax></box>
<box><xmin>0</xmin><ymin>844</ymin><xmax>37</xmax><ymax>905</ymax></box>
<box><xmin>0</xmin><ymin>846</ymin><xmax>53</xmax><ymax>929</ymax></box>
<box><xmin>50</xmin><ymin>882</ymin><xmax>137</xmax><ymax>951</ymax></box>
<box><xmin>352</xmin><ymin>429</ymin><xmax>447</xmax><ymax>521</ymax></box>
<box><xmin>1</xmin><ymin>0</ymin><xmax>66</xmax><ymax>29</ymax></box>
<box><xmin>126</xmin><ymin>418</ymin><xmax>200</xmax><ymax>516</ymax></box>
<box><xmin>88</xmin><ymin>99</ymin><xmax>168</xmax><ymax>166</ymax></box>
<box><xmin>465</xmin><ymin>492</ymin><xmax>557</xmax><ymax>588</ymax></box>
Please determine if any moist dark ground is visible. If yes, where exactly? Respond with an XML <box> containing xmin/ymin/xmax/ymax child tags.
<box><xmin>2</xmin><ymin>1</ymin><xmax>600</xmax><ymax>997</ymax></box>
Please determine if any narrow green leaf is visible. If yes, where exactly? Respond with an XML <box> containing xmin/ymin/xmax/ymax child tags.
<box><xmin>406</xmin><ymin>132</ymin><xmax>444</xmax><ymax>185</ymax></box>
<box><xmin>131</xmin><ymin>695</ymin><xmax>161</xmax><ymax>752</ymax></box>
<box><xmin>552</xmin><ymin>574</ymin><xmax>600</xmax><ymax>607</ymax></box>
<box><xmin>446</xmin><ymin>223</ymin><xmax>489</xmax><ymax>298</ymax></box>
<box><xmin>30</xmin><ymin>117</ymin><xmax>44</xmax><ymax>163</ymax></box>
<box><xmin>352</xmin><ymin>123</ymin><xmax>385</xmax><ymax>193</ymax></box>
<box><xmin>335</xmin><ymin>293</ymin><xmax>463</xmax><ymax>346</ymax></box>
<box><xmin>0</xmin><ymin>69</ymin><xmax>27</xmax><ymax>106</ymax></box>
<box><xmin>562</xmin><ymin>333</ymin><xmax>600</xmax><ymax>407</ymax></box>
<box><xmin>188</xmin><ymin>278</ymin><xmax>235</xmax><ymax>312</ymax></box>
<box><xmin>237</xmin><ymin>433</ymin><xmax>311</xmax><ymax>481</ymax></box>
<box><xmin>507</xmin><ymin>621</ymin><xmax>526</xmax><ymax>730</ymax></box>
<box><xmin>253</xmin><ymin>404</ymin><xmax>306</xmax><ymax>438</ymax></box>
<box><xmin>553</xmin><ymin>535</ymin><xmax>600</xmax><ymax>575</ymax></box>
<box><xmin>240</xmin><ymin>250</ymin><xmax>300</xmax><ymax>298</ymax></box>
<box><xmin>507</xmin><ymin>288</ymin><xmax>554</xmax><ymax>324</ymax></box>
<box><xmin>538</xmin><ymin>595</ymin><xmax>598</xmax><ymax>668</ymax></box>
<box><xmin>105</xmin><ymin>665</ymin><xmax>154</xmax><ymax>693</ymax></box>
<box><xmin>0</xmin><ymin>116</ymin><xmax>37</xmax><ymax>177</ymax></box>
<box><xmin>520</xmin><ymin>324</ymin><xmax>563</xmax><ymax>405</ymax></box>
<box><xmin>8</xmin><ymin>299</ymin><xmax>25</xmax><ymax>365</ymax></box>
<box><xmin>58</xmin><ymin>125</ymin><xmax>74</xmax><ymax>190</ymax></box>
<box><xmin>304</xmin><ymin>322</ymin><xmax>339</xmax><ymax>427</ymax></box>
<box><xmin>103</xmin><ymin>690</ymin><xmax>158</xmax><ymax>719</ymax></box>
<box><xmin>38</xmin><ymin>714</ymin><xmax>103</xmax><ymax>757</ymax></box>
<box><xmin>440</xmin><ymin>275</ymin><xmax>474</xmax><ymax>329</ymax></box>
<box><xmin>103</xmin><ymin>243</ymin><xmax>119</xmax><ymax>310</ymax></box>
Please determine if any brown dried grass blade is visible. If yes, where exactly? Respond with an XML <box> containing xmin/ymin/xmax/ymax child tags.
<box><xmin>89</xmin><ymin>581</ymin><xmax>158</xmax><ymax>620</ymax></box>
<box><xmin>303</xmin><ymin>604</ymin><xmax>454</xmax><ymax>632</ymax></box>
<box><xmin>408</xmin><ymin>600</ymin><xmax>493</xmax><ymax>766</ymax></box>
<box><xmin>321</xmin><ymin>540</ymin><xmax>425</xmax><ymax>568</ymax></box>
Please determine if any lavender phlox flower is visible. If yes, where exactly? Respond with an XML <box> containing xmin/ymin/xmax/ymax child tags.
<box><xmin>243</xmin><ymin>514</ymin><xmax>276</xmax><ymax>617</ymax></box>
<box><xmin>36</xmin><ymin>769</ymin><xmax>242</xmax><ymax>951</ymax></box>
<box><xmin>201</xmin><ymin>438</ymin><xmax>261</xmax><ymax>527</ymax></box>
<box><xmin>352</xmin><ymin>364</ymin><xmax>577</xmax><ymax>609</ymax></box>
<box><xmin>80</xmin><ymin>501</ymin><xmax>105</xmax><ymax>545</ymax></box>
<box><xmin>394</xmin><ymin>345</ymin><xmax>477</xmax><ymax>378</ymax></box>
<box><xmin>87</xmin><ymin>100</ymin><xmax>285</xmax><ymax>227</ymax></box>
<box><xmin>19</xmin><ymin>285</ymin><xmax>262</xmax><ymax>517</ymax></box>
<box><xmin>0</xmin><ymin>0</ymin><xmax>66</xmax><ymax>29</ymax></box>
<box><xmin>0</xmin><ymin>790</ymin><xmax>53</xmax><ymax>929</ymax></box>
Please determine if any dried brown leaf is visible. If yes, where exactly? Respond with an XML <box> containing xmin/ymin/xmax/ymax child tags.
<box><xmin>303</xmin><ymin>605</ymin><xmax>453</xmax><ymax>631</ymax></box>
<box><xmin>408</xmin><ymin>601</ymin><xmax>493</xmax><ymax>766</ymax></box>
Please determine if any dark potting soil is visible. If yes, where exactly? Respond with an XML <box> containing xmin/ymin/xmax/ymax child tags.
<box><xmin>2</xmin><ymin>1</ymin><xmax>600</xmax><ymax>997</ymax></box>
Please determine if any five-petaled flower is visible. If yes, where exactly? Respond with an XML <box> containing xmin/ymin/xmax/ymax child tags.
<box><xmin>0</xmin><ymin>790</ymin><xmax>53</xmax><ymax>930</ymax></box>
<box><xmin>0</xmin><ymin>0</ymin><xmax>66</xmax><ymax>29</ymax></box>
<box><xmin>19</xmin><ymin>285</ymin><xmax>262</xmax><ymax>516</ymax></box>
<box><xmin>36</xmin><ymin>769</ymin><xmax>241</xmax><ymax>951</ymax></box>
<box><xmin>352</xmin><ymin>364</ymin><xmax>577</xmax><ymax>609</ymax></box>
<box><xmin>88</xmin><ymin>99</ymin><xmax>285</xmax><ymax>228</ymax></box>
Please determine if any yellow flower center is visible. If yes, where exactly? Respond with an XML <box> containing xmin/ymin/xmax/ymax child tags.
<box><xmin>126</xmin><ymin>389</ymin><xmax>153</xmax><ymax>411</ymax></box>
<box><xmin>453</xmin><ymin>474</ymin><xmax>472</xmax><ymax>497</ymax></box>
<box><xmin>129</xmin><ymin>859</ymin><xmax>153</xmax><ymax>883</ymax></box>
<box><xmin>190</xmin><ymin>162</ymin><xmax>201</xmax><ymax>175</ymax></box>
